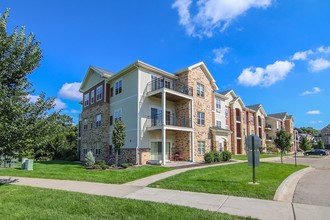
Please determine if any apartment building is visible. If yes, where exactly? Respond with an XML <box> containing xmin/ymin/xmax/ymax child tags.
<box><xmin>78</xmin><ymin>61</ymin><xmax>296</xmax><ymax>165</ymax></box>
<box><xmin>320</xmin><ymin>124</ymin><xmax>330</xmax><ymax>147</ymax></box>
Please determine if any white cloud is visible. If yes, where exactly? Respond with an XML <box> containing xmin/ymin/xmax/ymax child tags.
<box><xmin>54</xmin><ymin>98</ymin><xmax>67</xmax><ymax>110</ymax></box>
<box><xmin>310</xmin><ymin>120</ymin><xmax>323</xmax><ymax>124</ymax></box>
<box><xmin>172</xmin><ymin>0</ymin><xmax>272</xmax><ymax>38</ymax></box>
<box><xmin>27</xmin><ymin>95</ymin><xmax>39</xmax><ymax>103</ymax></box>
<box><xmin>292</xmin><ymin>50</ymin><xmax>313</xmax><ymax>61</ymax></box>
<box><xmin>306</xmin><ymin>110</ymin><xmax>321</xmax><ymax>115</ymax></box>
<box><xmin>238</xmin><ymin>60</ymin><xmax>295</xmax><ymax>87</ymax></box>
<box><xmin>309</xmin><ymin>58</ymin><xmax>330</xmax><ymax>72</ymax></box>
<box><xmin>58</xmin><ymin>82</ymin><xmax>82</xmax><ymax>100</ymax></box>
<box><xmin>300</xmin><ymin>87</ymin><xmax>321</xmax><ymax>96</ymax></box>
<box><xmin>213</xmin><ymin>47</ymin><xmax>229</xmax><ymax>64</ymax></box>
<box><xmin>318</xmin><ymin>46</ymin><xmax>330</xmax><ymax>54</ymax></box>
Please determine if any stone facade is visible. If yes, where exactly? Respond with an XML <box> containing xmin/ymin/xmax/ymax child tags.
<box><xmin>80</xmin><ymin>103</ymin><xmax>110</xmax><ymax>162</ymax></box>
<box><xmin>181</xmin><ymin>67</ymin><xmax>214</xmax><ymax>161</ymax></box>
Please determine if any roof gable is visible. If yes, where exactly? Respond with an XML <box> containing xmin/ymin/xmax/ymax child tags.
<box><xmin>79</xmin><ymin>66</ymin><xmax>113</xmax><ymax>92</ymax></box>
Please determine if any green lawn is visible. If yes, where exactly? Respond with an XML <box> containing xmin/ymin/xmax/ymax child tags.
<box><xmin>0</xmin><ymin>160</ymin><xmax>172</xmax><ymax>184</ymax></box>
<box><xmin>0</xmin><ymin>185</ymin><xmax>253</xmax><ymax>220</ymax></box>
<box><xmin>232</xmin><ymin>153</ymin><xmax>290</xmax><ymax>161</ymax></box>
<box><xmin>149</xmin><ymin>162</ymin><xmax>306</xmax><ymax>200</ymax></box>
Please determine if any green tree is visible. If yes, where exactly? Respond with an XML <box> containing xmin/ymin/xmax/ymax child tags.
<box><xmin>0</xmin><ymin>9</ymin><xmax>76</xmax><ymax>159</ymax></box>
<box><xmin>300</xmin><ymin>137</ymin><xmax>312</xmax><ymax>151</ymax></box>
<box><xmin>274</xmin><ymin>128</ymin><xmax>292</xmax><ymax>164</ymax></box>
<box><xmin>112</xmin><ymin>119</ymin><xmax>126</xmax><ymax>167</ymax></box>
<box><xmin>317</xmin><ymin>140</ymin><xmax>324</xmax><ymax>149</ymax></box>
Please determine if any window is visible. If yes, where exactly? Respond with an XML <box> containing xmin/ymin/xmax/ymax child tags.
<box><xmin>225</xmin><ymin>109</ymin><xmax>228</xmax><ymax>117</ymax></box>
<box><xmin>197</xmin><ymin>112</ymin><xmax>205</xmax><ymax>125</ymax></box>
<box><xmin>197</xmin><ymin>83</ymin><xmax>204</xmax><ymax>97</ymax></box>
<box><xmin>250</xmin><ymin>115</ymin><xmax>254</xmax><ymax>123</ymax></box>
<box><xmin>96</xmin><ymin>114</ymin><xmax>102</xmax><ymax>127</ymax></box>
<box><xmin>84</xmin><ymin>93</ymin><xmax>89</xmax><ymax>107</ymax></box>
<box><xmin>198</xmin><ymin>141</ymin><xmax>205</xmax><ymax>154</ymax></box>
<box><xmin>115</xmin><ymin>80</ymin><xmax>122</xmax><ymax>95</ymax></box>
<box><xmin>109</xmin><ymin>116</ymin><xmax>113</xmax><ymax>126</ymax></box>
<box><xmin>83</xmin><ymin>119</ymin><xmax>88</xmax><ymax>130</ymax></box>
<box><xmin>90</xmin><ymin>90</ymin><xmax>95</xmax><ymax>104</ymax></box>
<box><xmin>95</xmin><ymin>142</ymin><xmax>101</xmax><ymax>156</ymax></box>
<box><xmin>83</xmin><ymin>143</ymin><xmax>87</xmax><ymax>154</ymax></box>
<box><xmin>114</xmin><ymin>109</ymin><xmax>122</xmax><ymax>121</ymax></box>
<box><xmin>216</xmin><ymin>120</ymin><xmax>221</xmax><ymax>128</ymax></box>
<box><xmin>90</xmin><ymin>121</ymin><xmax>93</xmax><ymax>129</ymax></box>
<box><xmin>96</xmin><ymin>85</ymin><xmax>103</xmax><ymax>101</ymax></box>
<box><xmin>216</xmin><ymin>98</ymin><xmax>221</xmax><ymax>110</ymax></box>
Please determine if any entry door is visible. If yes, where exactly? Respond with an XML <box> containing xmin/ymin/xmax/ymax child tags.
<box><xmin>151</xmin><ymin>108</ymin><xmax>171</xmax><ymax>126</ymax></box>
<box><xmin>150</xmin><ymin>142</ymin><xmax>171</xmax><ymax>161</ymax></box>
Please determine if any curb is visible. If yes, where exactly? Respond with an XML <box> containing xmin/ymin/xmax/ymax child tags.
<box><xmin>273</xmin><ymin>167</ymin><xmax>314</xmax><ymax>202</ymax></box>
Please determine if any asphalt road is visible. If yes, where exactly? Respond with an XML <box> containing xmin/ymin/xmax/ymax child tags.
<box><xmin>282</xmin><ymin>155</ymin><xmax>330</xmax><ymax>207</ymax></box>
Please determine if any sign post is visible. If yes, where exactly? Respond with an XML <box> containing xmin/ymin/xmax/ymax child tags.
<box><xmin>246</xmin><ymin>135</ymin><xmax>261</xmax><ymax>184</ymax></box>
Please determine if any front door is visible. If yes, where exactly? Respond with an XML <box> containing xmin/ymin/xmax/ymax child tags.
<box><xmin>150</xmin><ymin>142</ymin><xmax>171</xmax><ymax>161</ymax></box>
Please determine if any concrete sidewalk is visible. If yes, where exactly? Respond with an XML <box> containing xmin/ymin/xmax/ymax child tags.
<box><xmin>1</xmin><ymin>175</ymin><xmax>329</xmax><ymax>220</ymax></box>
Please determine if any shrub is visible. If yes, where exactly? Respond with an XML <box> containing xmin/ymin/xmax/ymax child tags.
<box><xmin>85</xmin><ymin>151</ymin><xmax>95</xmax><ymax>167</ymax></box>
<box><xmin>213</xmin><ymin>151</ymin><xmax>221</xmax><ymax>162</ymax></box>
<box><xmin>121</xmin><ymin>163</ymin><xmax>129</xmax><ymax>168</ymax></box>
<box><xmin>220</xmin><ymin>150</ymin><xmax>232</xmax><ymax>161</ymax></box>
<box><xmin>95</xmin><ymin>160</ymin><xmax>108</xmax><ymax>170</ymax></box>
<box><xmin>204</xmin><ymin>153</ymin><xmax>213</xmax><ymax>163</ymax></box>
<box><xmin>92</xmin><ymin>164</ymin><xmax>101</xmax><ymax>169</ymax></box>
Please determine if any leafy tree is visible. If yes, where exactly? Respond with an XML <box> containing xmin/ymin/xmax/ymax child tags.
<box><xmin>298</xmin><ymin>127</ymin><xmax>319</xmax><ymax>136</ymax></box>
<box><xmin>317</xmin><ymin>140</ymin><xmax>324</xmax><ymax>149</ymax></box>
<box><xmin>274</xmin><ymin>128</ymin><xmax>292</xmax><ymax>164</ymax></box>
<box><xmin>0</xmin><ymin>9</ymin><xmax>76</xmax><ymax>159</ymax></box>
<box><xmin>300</xmin><ymin>137</ymin><xmax>312</xmax><ymax>151</ymax></box>
<box><xmin>85</xmin><ymin>150</ymin><xmax>95</xmax><ymax>167</ymax></box>
<box><xmin>112</xmin><ymin>119</ymin><xmax>126</xmax><ymax>167</ymax></box>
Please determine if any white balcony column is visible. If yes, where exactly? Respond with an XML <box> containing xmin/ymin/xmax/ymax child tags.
<box><xmin>162</xmin><ymin>89</ymin><xmax>166</xmax><ymax>165</ymax></box>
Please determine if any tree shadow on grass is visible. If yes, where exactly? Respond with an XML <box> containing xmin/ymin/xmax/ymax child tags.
<box><xmin>0</xmin><ymin>178</ymin><xmax>18</xmax><ymax>186</ymax></box>
<box><xmin>38</xmin><ymin>160</ymin><xmax>84</xmax><ymax>165</ymax></box>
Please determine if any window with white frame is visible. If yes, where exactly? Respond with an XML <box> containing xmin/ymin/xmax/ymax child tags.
<box><xmin>83</xmin><ymin>119</ymin><xmax>88</xmax><ymax>130</ymax></box>
<box><xmin>225</xmin><ymin>109</ymin><xmax>228</xmax><ymax>117</ymax></box>
<box><xmin>83</xmin><ymin>143</ymin><xmax>87</xmax><ymax>154</ymax></box>
<box><xmin>96</xmin><ymin>114</ymin><xmax>102</xmax><ymax>127</ymax></box>
<box><xmin>197</xmin><ymin>112</ymin><xmax>205</xmax><ymax>125</ymax></box>
<box><xmin>197</xmin><ymin>83</ymin><xmax>204</xmax><ymax>97</ymax></box>
<box><xmin>96</xmin><ymin>85</ymin><xmax>103</xmax><ymax>101</ymax></box>
<box><xmin>84</xmin><ymin>93</ymin><xmax>89</xmax><ymax>107</ymax></box>
<box><xmin>95</xmin><ymin>142</ymin><xmax>101</xmax><ymax>155</ymax></box>
<box><xmin>90</xmin><ymin>90</ymin><xmax>95</xmax><ymax>104</ymax></box>
<box><xmin>198</xmin><ymin>141</ymin><xmax>205</xmax><ymax>154</ymax></box>
<box><xmin>216</xmin><ymin>120</ymin><xmax>221</xmax><ymax>128</ymax></box>
<box><xmin>114</xmin><ymin>109</ymin><xmax>122</xmax><ymax>121</ymax></box>
<box><xmin>115</xmin><ymin>80</ymin><xmax>122</xmax><ymax>95</ymax></box>
<box><xmin>216</xmin><ymin>98</ymin><xmax>221</xmax><ymax>110</ymax></box>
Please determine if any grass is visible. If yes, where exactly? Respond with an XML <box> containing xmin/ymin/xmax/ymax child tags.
<box><xmin>0</xmin><ymin>160</ymin><xmax>172</xmax><ymax>184</ymax></box>
<box><xmin>0</xmin><ymin>185</ymin><xmax>253</xmax><ymax>220</ymax></box>
<box><xmin>149</xmin><ymin>162</ymin><xmax>306</xmax><ymax>200</ymax></box>
<box><xmin>232</xmin><ymin>153</ymin><xmax>291</xmax><ymax>161</ymax></box>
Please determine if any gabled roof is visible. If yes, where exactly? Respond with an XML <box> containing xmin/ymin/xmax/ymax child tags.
<box><xmin>268</xmin><ymin>112</ymin><xmax>287</xmax><ymax>120</ymax></box>
<box><xmin>219</xmin><ymin>89</ymin><xmax>233</xmax><ymax>96</ymax></box>
<box><xmin>79</xmin><ymin>65</ymin><xmax>114</xmax><ymax>92</ymax></box>
<box><xmin>215</xmin><ymin>92</ymin><xmax>229</xmax><ymax>100</ymax></box>
<box><xmin>175</xmin><ymin>61</ymin><xmax>219</xmax><ymax>90</ymax></box>
<box><xmin>230</xmin><ymin>96</ymin><xmax>245</xmax><ymax>108</ymax></box>
<box><xmin>246</xmin><ymin>104</ymin><xmax>267</xmax><ymax>115</ymax></box>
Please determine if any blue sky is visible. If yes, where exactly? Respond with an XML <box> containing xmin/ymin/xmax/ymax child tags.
<box><xmin>2</xmin><ymin>0</ymin><xmax>329</xmax><ymax>129</ymax></box>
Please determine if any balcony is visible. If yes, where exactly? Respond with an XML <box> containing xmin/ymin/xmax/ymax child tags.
<box><xmin>266</xmin><ymin>136</ymin><xmax>273</xmax><ymax>142</ymax></box>
<box><xmin>146</xmin><ymin>76</ymin><xmax>193</xmax><ymax>101</ymax></box>
<box><xmin>236</xmin><ymin>132</ymin><xmax>241</xmax><ymax>138</ymax></box>
<box><xmin>236</xmin><ymin>116</ymin><xmax>241</xmax><ymax>122</ymax></box>
<box><xmin>265</xmin><ymin>124</ymin><xmax>272</xmax><ymax>130</ymax></box>
<box><xmin>146</xmin><ymin>113</ymin><xmax>193</xmax><ymax>131</ymax></box>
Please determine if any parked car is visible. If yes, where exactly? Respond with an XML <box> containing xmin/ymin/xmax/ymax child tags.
<box><xmin>304</xmin><ymin>149</ymin><xmax>328</xmax><ymax>156</ymax></box>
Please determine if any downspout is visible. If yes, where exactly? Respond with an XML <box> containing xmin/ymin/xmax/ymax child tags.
<box><xmin>135</xmin><ymin>64</ymin><xmax>140</xmax><ymax>165</ymax></box>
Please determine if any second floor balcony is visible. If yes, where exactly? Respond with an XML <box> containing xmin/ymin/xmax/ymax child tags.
<box><xmin>146</xmin><ymin>76</ymin><xmax>193</xmax><ymax>101</ymax></box>
<box><xmin>146</xmin><ymin>113</ymin><xmax>193</xmax><ymax>131</ymax></box>
<box><xmin>265</xmin><ymin>124</ymin><xmax>272</xmax><ymax>130</ymax></box>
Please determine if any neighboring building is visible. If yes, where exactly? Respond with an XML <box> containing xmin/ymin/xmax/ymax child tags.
<box><xmin>78</xmin><ymin>61</ymin><xmax>296</xmax><ymax>165</ymax></box>
<box><xmin>320</xmin><ymin>124</ymin><xmax>330</xmax><ymax>147</ymax></box>
<box><xmin>265</xmin><ymin>113</ymin><xmax>296</xmax><ymax>151</ymax></box>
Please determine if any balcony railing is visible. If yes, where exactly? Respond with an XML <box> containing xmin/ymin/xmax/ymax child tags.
<box><xmin>147</xmin><ymin>113</ymin><xmax>192</xmax><ymax>128</ymax></box>
<box><xmin>146</xmin><ymin>76</ymin><xmax>193</xmax><ymax>96</ymax></box>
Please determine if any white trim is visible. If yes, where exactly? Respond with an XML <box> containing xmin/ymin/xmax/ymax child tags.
<box><xmin>96</xmin><ymin>85</ymin><xmax>103</xmax><ymax>102</ymax></box>
<box><xmin>114</xmin><ymin>78</ymin><xmax>123</xmax><ymax>95</ymax></box>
